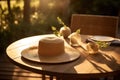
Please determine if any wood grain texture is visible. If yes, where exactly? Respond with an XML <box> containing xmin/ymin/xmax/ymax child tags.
<box><xmin>6</xmin><ymin>34</ymin><xmax>120</xmax><ymax>79</ymax></box>
<box><xmin>70</xmin><ymin>14</ymin><xmax>119</xmax><ymax>37</ymax></box>
<box><xmin>0</xmin><ymin>54</ymin><xmax>51</xmax><ymax>80</ymax></box>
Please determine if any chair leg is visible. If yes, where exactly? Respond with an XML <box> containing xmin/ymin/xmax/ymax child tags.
<box><xmin>49</xmin><ymin>75</ymin><xmax>54</xmax><ymax>80</ymax></box>
<box><xmin>42</xmin><ymin>74</ymin><xmax>46</xmax><ymax>80</ymax></box>
<box><xmin>55</xmin><ymin>76</ymin><xmax>62</xmax><ymax>80</ymax></box>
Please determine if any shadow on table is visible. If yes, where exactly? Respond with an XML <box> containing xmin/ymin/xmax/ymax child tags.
<box><xmin>87</xmin><ymin>51</ymin><xmax>120</xmax><ymax>79</ymax></box>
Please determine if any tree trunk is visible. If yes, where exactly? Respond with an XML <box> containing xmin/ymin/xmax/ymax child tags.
<box><xmin>7</xmin><ymin>0</ymin><xmax>14</xmax><ymax>24</ymax></box>
<box><xmin>23</xmin><ymin>0</ymin><xmax>30</xmax><ymax>24</ymax></box>
<box><xmin>118</xmin><ymin>9</ymin><xmax>120</xmax><ymax>35</ymax></box>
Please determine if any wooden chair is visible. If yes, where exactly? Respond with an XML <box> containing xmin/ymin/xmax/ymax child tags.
<box><xmin>70</xmin><ymin>14</ymin><xmax>119</xmax><ymax>37</ymax></box>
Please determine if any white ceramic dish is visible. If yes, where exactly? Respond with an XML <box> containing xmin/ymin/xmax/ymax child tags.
<box><xmin>90</xmin><ymin>36</ymin><xmax>114</xmax><ymax>42</ymax></box>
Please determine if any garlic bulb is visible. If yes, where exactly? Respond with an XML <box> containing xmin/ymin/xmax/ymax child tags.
<box><xmin>86</xmin><ymin>42</ymin><xmax>99</xmax><ymax>54</ymax></box>
<box><xmin>60</xmin><ymin>26</ymin><xmax>71</xmax><ymax>38</ymax></box>
<box><xmin>68</xmin><ymin>32</ymin><xmax>81</xmax><ymax>45</ymax></box>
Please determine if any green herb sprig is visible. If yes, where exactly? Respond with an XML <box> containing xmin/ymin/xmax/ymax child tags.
<box><xmin>76</xmin><ymin>29</ymin><xmax>81</xmax><ymax>34</ymax></box>
<box><xmin>51</xmin><ymin>26</ymin><xmax>60</xmax><ymax>37</ymax></box>
<box><xmin>95</xmin><ymin>41</ymin><xmax>110</xmax><ymax>48</ymax></box>
<box><xmin>57</xmin><ymin>17</ymin><xmax>67</xmax><ymax>27</ymax></box>
<box><xmin>51</xmin><ymin>17</ymin><xmax>68</xmax><ymax>37</ymax></box>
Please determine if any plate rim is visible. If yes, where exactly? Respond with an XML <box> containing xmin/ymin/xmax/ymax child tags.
<box><xmin>90</xmin><ymin>35</ymin><xmax>114</xmax><ymax>42</ymax></box>
<box><xmin>21</xmin><ymin>46</ymin><xmax>80</xmax><ymax>64</ymax></box>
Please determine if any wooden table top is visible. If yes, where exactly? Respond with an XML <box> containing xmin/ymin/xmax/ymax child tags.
<box><xmin>6</xmin><ymin>34</ymin><xmax>120</xmax><ymax>79</ymax></box>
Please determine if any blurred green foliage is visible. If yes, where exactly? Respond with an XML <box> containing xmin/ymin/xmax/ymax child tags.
<box><xmin>70</xmin><ymin>0</ymin><xmax>120</xmax><ymax>16</ymax></box>
<box><xmin>0</xmin><ymin>0</ymin><xmax>120</xmax><ymax>54</ymax></box>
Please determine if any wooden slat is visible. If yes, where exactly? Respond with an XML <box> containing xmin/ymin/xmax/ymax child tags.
<box><xmin>70</xmin><ymin>14</ymin><xmax>119</xmax><ymax>37</ymax></box>
<box><xmin>0</xmin><ymin>54</ymin><xmax>51</xmax><ymax>80</ymax></box>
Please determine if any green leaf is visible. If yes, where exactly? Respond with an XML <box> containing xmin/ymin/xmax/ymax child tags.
<box><xmin>57</xmin><ymin>17</ymin><xmax>65</xmax><ymax>26</ymax></box>
<box><xmin>76</xmin><ymin>29</ymin><xmax>81</xmax><ymax>34</ymax></box>
<box><xmin>53</xmin><ymin>31</ymin><xmax>60</xmax><ymax>37</ymax></box>
<box><xmin>51</xmin><ymin>26</ymin><xmax>56</xmax><ymax>31</ymax></box>
<box><xmin>51</xmin><ymin>26</ymin><xmax>61</xmax><ymax>37</ymax></box>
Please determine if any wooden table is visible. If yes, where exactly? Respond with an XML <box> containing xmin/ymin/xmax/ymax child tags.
<box><xmin>6</xmin><ymin>34</ymin><xmax>120</xmax><ymax>80</ymax></box>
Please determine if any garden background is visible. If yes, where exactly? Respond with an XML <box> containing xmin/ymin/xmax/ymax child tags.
<box><xmin>0</xmin><ymin>0</ymin><xmax>120</xmax><ymax>54</ymax></box>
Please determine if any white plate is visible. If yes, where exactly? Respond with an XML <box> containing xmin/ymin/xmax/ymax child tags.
<box><xmin>21</xmin><ymin>46</ymin><xmax>80</xmax><ymax>64</ymax></box>
<box><xmin>90</xmin><ymin>36</ymin><xmax>114</xmax><ymax>42</ymax></box>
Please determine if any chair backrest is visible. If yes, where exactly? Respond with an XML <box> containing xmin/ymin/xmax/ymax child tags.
<box><xmin>70</xmin><ymin>14</ymin><xmax>119</xmax><ymax>37</ymax></box>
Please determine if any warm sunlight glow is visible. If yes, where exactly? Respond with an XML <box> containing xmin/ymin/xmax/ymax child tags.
<box><xmin>0</xmin><ymin>2</ymin><xmax>7</xmax><ymax>9</ymax></box>
<box><xmin>32</xmin><ymin>12</ymin><xmax>38</xmax><ymax>19</ymax></box>
<box><xmin>14</xmin><ymin>20</ymin><xmax>18</xmax><ymax>25</ymax></box>
<box><xmin>31</xmin><ymin>0</ymin><xmax>39</xmax><ymax>8</ymax></box>
<box><xmin>2</xmin><ymin>21</ymin><xmax>6</xmax><ymax>24</ymax></box>
<box><xmin>3</xmin><ymin>25</ymin><xmax>8</xmax><ymax>30</ymax></box>
<box><xmin>0</xmin><ymin>1</ymin><xmax>24</xmax><ymax>10</ymax></box>
<box><xmin>48</xmin><ymin>2</ymin><xmax>55</xmax><ymax>9</ymax></box>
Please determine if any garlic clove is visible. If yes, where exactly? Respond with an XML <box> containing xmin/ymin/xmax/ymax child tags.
<box><xmin>68</xmin><ymin>32</ymin><xmax>81</xmax><ymax>45</ymax></box>
<box><xmin>86</xmin><ymin>42</ymin><xmax>99</xmax><ymax>54</ymax></box>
